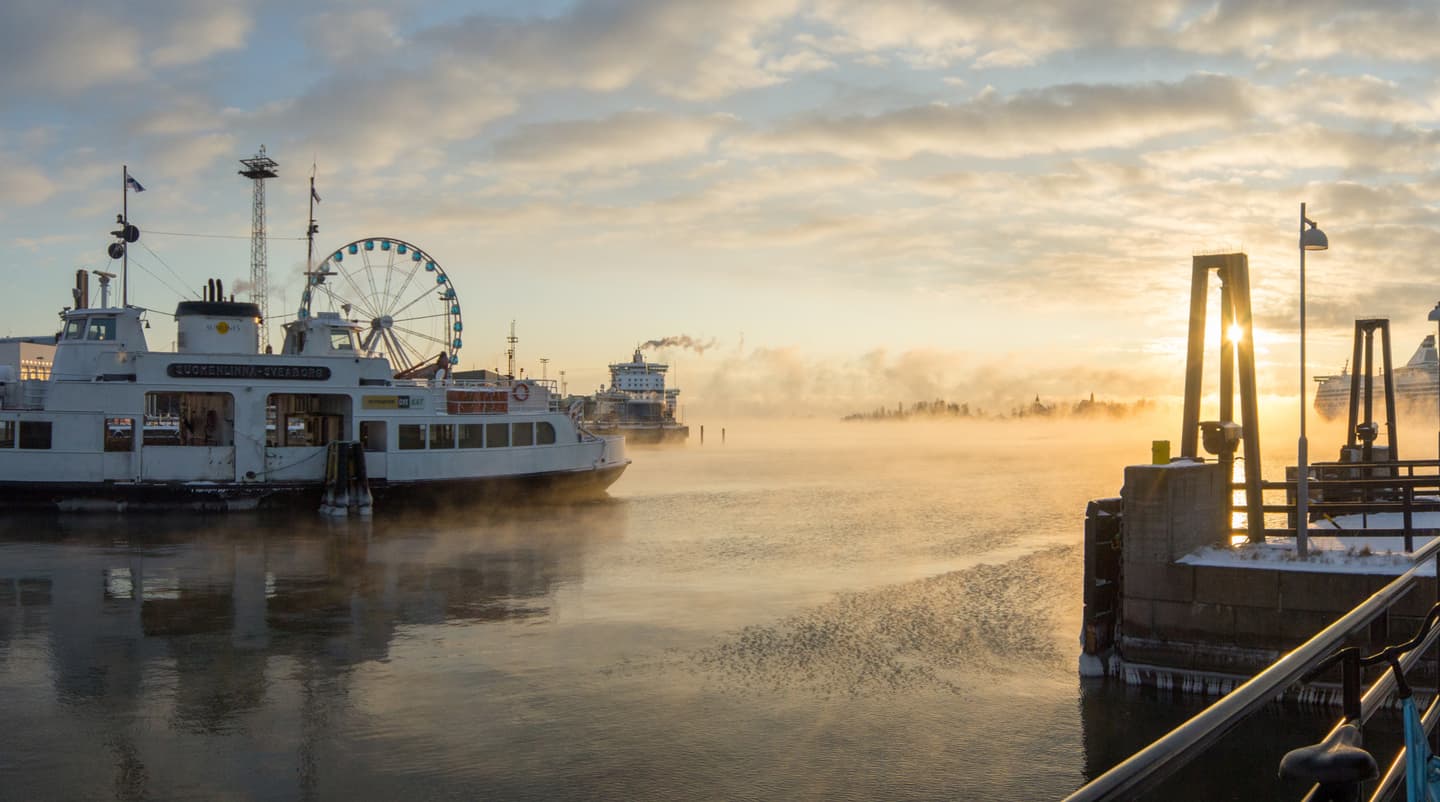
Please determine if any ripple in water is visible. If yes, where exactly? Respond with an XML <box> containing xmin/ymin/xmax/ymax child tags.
<box><xmin>688</xmin><ymin>546</ymin><xmax>1074</xmax><ymax>697</ymax></box>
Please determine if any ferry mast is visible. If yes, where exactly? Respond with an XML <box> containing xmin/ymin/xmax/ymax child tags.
<box><xmin>239</xmin><ymin>146</ymin><xmax>279</xmax><ymax>351</ymax></box>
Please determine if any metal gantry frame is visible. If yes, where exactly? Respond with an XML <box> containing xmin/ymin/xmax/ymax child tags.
<box><xmin>1180</xmin><ymin>252</ymin><xmax>1264</xmax><ymax>543</ymax></box>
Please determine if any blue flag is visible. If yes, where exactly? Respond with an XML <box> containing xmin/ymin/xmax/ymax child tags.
<box><xmin>126</xmin><ymin>175</ymin><xmax>146</xmax><ymax>193</ymax></box>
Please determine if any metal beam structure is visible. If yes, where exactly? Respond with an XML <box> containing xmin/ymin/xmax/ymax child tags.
<box><xmin>239</xmin><ymin>146</ymin><xmax>279</xmax><ymax>352</ymax></box>
<box><xmin>1180</xmin><ymin>252</ymin><xmax>1264</xmax><ymax>542</ymax></box>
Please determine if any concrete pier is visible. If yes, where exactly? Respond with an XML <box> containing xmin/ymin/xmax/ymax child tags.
<box><xmin>1084</xmin><ymin>459</ymin><xmax>1439</xmax><ymax>691</ymax></box>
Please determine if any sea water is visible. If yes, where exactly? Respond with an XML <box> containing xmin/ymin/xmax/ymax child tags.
<box><xmin>0</xmin><ymin>417</ymin><xmax>1354</xmax><ymax>800</ymax></box>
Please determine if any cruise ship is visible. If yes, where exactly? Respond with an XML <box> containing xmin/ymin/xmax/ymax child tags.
<box><xmin>1313</xmin><ymin>334</ymin><xmax>1439</xmax><ymax>420</ymax></box>
<box><xmin>581</xmin><ymin>349</ymin><xmax>689</xmax><ymax>444</ymax></box>
<box><xmin>0</xmin><ymin>263</ymin><xmax>629</xmax><ymax>512</ymax></box>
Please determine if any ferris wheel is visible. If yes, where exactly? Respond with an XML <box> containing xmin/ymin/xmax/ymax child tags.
<box><xmin>300</xmin><ymin>237</ymin><xmax>462</xmax><ymax>372</ymax></box>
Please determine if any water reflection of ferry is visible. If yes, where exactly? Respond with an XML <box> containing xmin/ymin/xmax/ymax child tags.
<box><xmin>581</xmin><ymin>349</ymin><xmax>689</xmax><ymax>445</ymax></box>
<box><xmin>1313</xmin><ymin>334</ymin><xmax>1439</xmax><ymax>419</ymax></box>
<box><xmin>0</xmin><ymin>509</ymin><xmax>615</xmax><ymax>797</ymax></box>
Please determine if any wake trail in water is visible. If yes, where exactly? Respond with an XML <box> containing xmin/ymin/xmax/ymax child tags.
<box><xmin>685</xmin><ymin>545</ymin><xmax>1078</xmax><ymax>697</ymax></box>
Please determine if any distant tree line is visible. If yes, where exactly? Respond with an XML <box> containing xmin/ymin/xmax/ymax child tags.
<box><xmin>841</xmin><ymin>393</ymin><xmax>1155</xmax><ymax>422</ymax></box>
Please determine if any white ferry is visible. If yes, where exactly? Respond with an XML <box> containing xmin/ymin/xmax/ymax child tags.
<box><xmin>1313</xmin><ymin>334</ymin><xmax>1439</xmax><ymax>420</ymax></box>
<box><xmin>0</xmin><ymin>270</ymin><xmax>628</xmax><ymax>512</ymax></box>
<box><xmin>582</xmin><ymin>349</ymin><xmax>689</xmax><ymax>444</ymax></box>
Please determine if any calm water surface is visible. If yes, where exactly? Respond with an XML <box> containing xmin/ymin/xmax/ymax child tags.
<box><xmin>0</xmin><ymin>419</ymin><xmax>1340</xmax><ymax>800</ymax></box>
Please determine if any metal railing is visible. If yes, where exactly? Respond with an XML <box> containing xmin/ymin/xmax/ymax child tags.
<box><xmin>1064</xmin><ymin>535</ymin><xmax>1440</xmax><ymax>801</ymax></box>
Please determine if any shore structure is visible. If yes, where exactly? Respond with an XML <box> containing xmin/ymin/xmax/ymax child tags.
<box><xmin>581</xmin><ymin>349</ymin><xmax>689</xmax><ymax>444</ymax></box>
<box><xmin>0</xmin><ymin>246</ymin><xmax>628</xmax><ymax>513</ymax></box>
<box><xmin>1081</xmin><ymin>252</ymin><xmax>1440</xmax><ymax>690</ymax></box>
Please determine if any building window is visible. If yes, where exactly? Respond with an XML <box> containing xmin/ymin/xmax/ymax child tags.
<box><xmin>485</xmin><ymin>422</ymin><xmax>508</xmax><ymax>448</ymax></box>
<box><xmin>360</xmin><ymin>421</ymin><xmax>387</xmax><ymax>452</ymax></box>
<box><xmin>459</xmin><ymin>424</ymin><xmax>483</xmax><ymax>449</ymax></box>
<box><xmin>105</xmin><ymin>418</ymin><xmax>135</xmax><ymax>452</ymax></box>
<box><xmin>0</xmin><ymin>421</ymin><xmax>13</xmax><ymax>447</ymax></box>
<box><xmin>429</xmin><ymin>423</ymin><xmax>455</xmax><ymax>449</ymax></box>
<box><xmin>398</xmin><ymin>424</ymin><xmax>426</xmax><ymax>450</ymax></box>
<box><xmin>18</xmin><ymin>421</ymin><xmax>52</xmax><ymax>450</ymax></box>
<box><xmin>512</xmin><ymin>422</ymin><xmax>534</xmax><ymax>447</ymax></box>
<box><xmin>537</xmin><ymin>422</ymin><xmax>556</xmax><ymax>445</ymax></box>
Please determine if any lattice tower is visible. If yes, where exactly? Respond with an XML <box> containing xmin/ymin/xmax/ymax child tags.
<box><xmin>238</xmin><ymin>146</ymin><xmax>279</xmax><ymax>351</ymax></box>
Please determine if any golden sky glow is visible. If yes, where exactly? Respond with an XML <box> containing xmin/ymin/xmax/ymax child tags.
<box><xmin>3</xmin><ymin>1</ymin><xmax>1439</xmax><ymax>415</ymax></box>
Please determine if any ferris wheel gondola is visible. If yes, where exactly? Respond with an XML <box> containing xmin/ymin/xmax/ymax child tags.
<box><xmin>299</xmin><ymin>238</ymin><xmax>462</xmax><ymax>374</ymax></box>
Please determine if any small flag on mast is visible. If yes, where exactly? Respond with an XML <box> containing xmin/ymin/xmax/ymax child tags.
<box><xmin>125</xmin><ymin>174</ymin><xmax>146</xmax><ymax>193</ymax></box>
<box><xmin>311</xmin><ymin>185</ymin><xmax>321</xmax><ymax>203</ymax></box>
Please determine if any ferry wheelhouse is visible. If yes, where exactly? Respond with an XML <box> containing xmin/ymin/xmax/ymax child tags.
<box><xmin>0</xmin><ymin>273</ymin><xmax>628</xmax><ymax>511</ymax></box>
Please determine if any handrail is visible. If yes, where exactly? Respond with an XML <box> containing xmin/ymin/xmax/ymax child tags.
<box><xmin>1063</xmin><ymin>535</ymin><xmax>1440</xmax><ymax>802</ymax></box>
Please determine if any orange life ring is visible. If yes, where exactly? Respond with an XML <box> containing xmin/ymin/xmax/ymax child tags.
<box><xmin>512</xmin><ymin>382</ymin><xmax>530</xmax><ymax>402</ymax></box>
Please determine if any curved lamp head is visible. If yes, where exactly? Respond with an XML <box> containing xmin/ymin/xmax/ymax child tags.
<box><xmin>1428</xmin><ymin>302</ymin><xmax>1440</xmax><ymax>323</ymax></box>
<box><xmin>1302</xmin><ymin>219</ymin><xmax>1328</xmax><ymax>251</ymax></box>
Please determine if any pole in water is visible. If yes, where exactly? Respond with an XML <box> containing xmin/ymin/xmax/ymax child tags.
<box><xmin>722</xmin><ymin>427</ymin><xmax>726</xmax><ymax>444</ymax></box>
<box><xmin>700</xmin><ymin>425</ymin><xmax>704</xmax><ymax>445</ymax></box>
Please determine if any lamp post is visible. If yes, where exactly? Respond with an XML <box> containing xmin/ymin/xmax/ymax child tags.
<box><xmin>1297</xmin><ymin>203</ymin><xmax>1329</xmax><ymax>557</ymax></box>
<box><xmin>1428</xmin><ymin>303</ymin><xmax>1440</xmax><ymax>466</ymax></box>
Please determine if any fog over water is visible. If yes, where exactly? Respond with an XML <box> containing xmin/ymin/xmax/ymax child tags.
<box><xmin>0</xmin><ymin>413</ymin><xmax>1391</xmax><ymax>800</ymax></box>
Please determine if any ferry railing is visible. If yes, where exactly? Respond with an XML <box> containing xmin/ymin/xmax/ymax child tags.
<box><xmin>1064</xmin><ymin>534</ymin><xmax>1440</xmax><ymax>802</ymax></box>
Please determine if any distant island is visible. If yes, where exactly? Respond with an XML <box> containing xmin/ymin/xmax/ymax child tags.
<box><xmin>841</xmin><ymin>394</ymin><xmax>1156</xmax><ymax>422</ymax></box>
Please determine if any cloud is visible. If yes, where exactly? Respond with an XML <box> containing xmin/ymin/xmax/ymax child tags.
<box><xmin>1175</xmin><ymin>1</ymin><xmax>1440</xmax><ymax>62</ymax></box>
<box><xmin>418</xmin><ymin>0</ymin><xmax>805</xmax><ymax>101</ymax></box>
<box><xmin>0</xmin><ymin>0</ymin><xmax>251</xmax><ymax>97</ymax></box>
<box><xmin>304</xmin><ymin>9</ymin><xmax>401</xmax><ymax>66</ymax></box>
<box><xmin>148</xmin><ymin>3</ymin><xmax>252</xmax><ymax>68</ymax></box>
<box><xmin>1145</xmin><ymin>124</ymin><xmax>1440</xmax><ymax>175</ymax></box>
<box><xmin>491</xmin><ymin>111</ymin><xmax>734</xmax><ymax>174</ymax></box>
<box><xmin>739</xmin><ymin>74</ymin><xmax>1254</xmax><ymax>160</ymax></box>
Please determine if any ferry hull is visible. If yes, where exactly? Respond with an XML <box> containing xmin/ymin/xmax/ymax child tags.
<box><xmin>0</xmin><ymin>464</ymin><xmax>628</xmax><ymax>513</ymax></box>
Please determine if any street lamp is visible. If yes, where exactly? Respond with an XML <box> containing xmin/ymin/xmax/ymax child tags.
<box><xmin>1428</xmin><ymin>303</ymin><xmax>1440</xmax><ymax>467</ymax></box>
<box><xmin>1297</xmin><ymin>203</ymin><xmax>1329</xmax><ymax>557</ymax></box>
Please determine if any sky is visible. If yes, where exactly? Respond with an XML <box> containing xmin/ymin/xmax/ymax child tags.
<box><xmin>3</xmin><ymin>0</ymin><xmax>1440</xmax><ymax>416</ymax></box>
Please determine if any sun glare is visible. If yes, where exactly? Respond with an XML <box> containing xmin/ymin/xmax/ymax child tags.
<box><xmin>1227</xmin><ymin>324</ymin><xmax>1244</xmax><ymax>344</ymax></box>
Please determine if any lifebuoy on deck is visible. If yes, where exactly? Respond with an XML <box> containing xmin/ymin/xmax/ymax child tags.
<box><xmin>513</xmin><ymin>382</ymin><xmax>530</xmax><ymax>402</ymax></box>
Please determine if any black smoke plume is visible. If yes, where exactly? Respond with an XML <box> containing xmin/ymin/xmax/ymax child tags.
<box><xmin>641</xmin><ymin>335</ymin><xmax>716</xmax><ymax>355</ymax></box>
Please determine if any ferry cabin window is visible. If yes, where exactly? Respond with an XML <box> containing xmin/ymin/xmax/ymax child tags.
<box><xmin>18</xmin><ymin>421</ymin><xmax>52</xmax><ymax>450</ymax></box>
<box><xmin>87</xmin><ymin>317</ymin><xmax>117</xmax><ymax>341</ymax></box>
<box><xmin>145</xmin><ymin>392</ymin><xmax>234</xmax><ymax>446</ymax></box>
<box><xmin>330</xmin><ymin>331</ymin><xmax>355</xmax><ymax>352</ymax></box>
<box><xmin>267</xmin><ymin>393</ymin><xmax>350</xmax><ymax>447</ymax></box>
<box><xmin>105</xmin><ymin>417</ymin><xmax>135</xmax><ymax>452</ymax></box>
<box><xmin>512</xmin><ymin>422</ymin><xmax>534</xmax><ymax>447</ymax></box>
<box><xmin>537</xmin><ymin>421</ymin><xmax>556</xmax><ymax>445</ymax></box>
<box><xmin>0</xmin><ymin>420</ymin><xmax>12</xmax><ymax>447</ymax></box>
<box><xmin>398</xmin><ymin>424</ymin><xmax>426</xmax><ymax>450</ymax></box>
<box><xmin>64</xmin><ymin>319</ymin><xmax>86</xmax><ymax>339</ymax></box>
<box><xmin>429</xmin><ymin>423</ymin><xmax>455</xmax><ymax>449</ymax></box>
<box><xmin>458</xmin><ymin>424</ymin><xmax>483</xmax><ymax>449</ymax></box>
<box><xmin>360</xmin><ymin>421</ymin><xmax>387</xmax><ymax>452</ymax></box>
<box><xmin>485</xmin><ymin>423</ymin><xmax>508</xmax><ymax>448</ymax></box>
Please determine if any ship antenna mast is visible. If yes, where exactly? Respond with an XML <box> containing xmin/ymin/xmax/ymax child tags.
<box><xmin>306</xmin><ymin>163</ymin><xmax>318</xmax><ymax>275</ymax></box>
<box><xmin>506</xmin><ymin>320</ymin><xmax>518</xmax><ymax>379</ymax></box>
<box><xmin>239</xmin><ymin>145</ymin><xmax>279</xmax><ymax>351</ymax></box>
